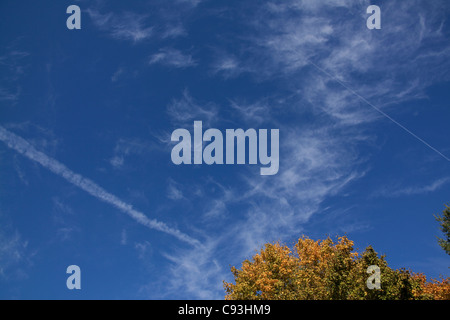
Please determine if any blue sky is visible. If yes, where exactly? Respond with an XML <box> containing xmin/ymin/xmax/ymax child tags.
<box><xmin>0</xmin><ymin>0</ymin><xmax>449</xmax><ymax>299</ymax></box>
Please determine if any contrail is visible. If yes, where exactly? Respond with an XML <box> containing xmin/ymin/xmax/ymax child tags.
<box><xmin>0</xmin><ymin>125</ymin><xmax>200</xmax><ymax>246</ymax></box>
<box><xmin>307</xmin><ymin>60</ymin><xmax>450</xmax><ymax>163</ymax></box>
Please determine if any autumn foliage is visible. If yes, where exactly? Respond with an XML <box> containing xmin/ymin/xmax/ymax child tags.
<box><xmin>224</xmin><ymin>236</ymin><xmax>450</xmax><ymax>300</ymax></box>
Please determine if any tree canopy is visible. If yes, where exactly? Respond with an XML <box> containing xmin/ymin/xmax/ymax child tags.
<box><xmin>435</xmin><ymin>205</ymin><xmax>450</xmax><ymax>255</ymax></box>
<box><xmin>224</xmin><ymin>236</ymin><xmax>449</xmax><ymax>300</ymax></box>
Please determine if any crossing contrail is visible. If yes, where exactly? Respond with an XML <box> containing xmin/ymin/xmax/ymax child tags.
<box><xmin>307</xmin><ymin>60</ymin><xmax>450</xmax><ymax>163</ymax></box>
<box><xmin>0</xmin><ymin>125</ymin><xmax>200</xmax><ymax>246</ymax></box>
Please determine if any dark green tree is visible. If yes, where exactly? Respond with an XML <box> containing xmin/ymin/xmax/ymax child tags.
<box><xmin>435</xmin><ymin>205</ymin><xmax>450</xmax><ymax>255</ymax></box>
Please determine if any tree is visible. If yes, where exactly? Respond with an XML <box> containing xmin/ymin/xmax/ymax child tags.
<box><xmin>411</xmin><ymin>273</ymin><xmax>450</xmax><ymax>300</ymax></box>
<box><xmin>435</xmin><ymin>205</ymin><xmax>450</xmax><ymax>255</ymax></box>
<box><xmin>224</xmin><ymin>235</ymin><xmax>449</xmax><ymax>300</ymax></box>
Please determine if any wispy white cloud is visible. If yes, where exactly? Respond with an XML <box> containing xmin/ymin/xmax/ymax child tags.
<box><xmin>111</xmin><ymin>67</ymin><xmax>124</xmax><ymax>82</ymax></box>
<box><xmin>212</xmin><ymin>0</ymin><xmax>450</xmax><ymax>261</ymax></box>
<box><xmin>0</xmin><ymin>126</ymin><xmax>199</xmax><ymax>246</ymax></box>
<box><xmin>223</xmin><ymin>126</ymin><xmax>368</xmax><ymax>253</ymax></box>
<box><xmin>0</xmin><ymin>87</ymin><xmax>21</xmax><ymax>102</ymax></box>
<box><xmin>265</xmin><ymin>0</ymin><xmax>355</xmax><ymax>13</ymax></box>
<box><xmin>86</xmin><ymin>0</ymin><xmax>201</xmax><ymax>43</ymax></box>
<box><xmin>166</xmin><ymin>179</ymin><xmax>185</xmax><ymax>201</ymax></box>
<box><xmin>87</xmin><ymin>9</ymin><xmax>153</xmax><ymax>43</ymax></box>
<box><xmin>229</xmin><ymin>100</ymin><xmax>271</xmax><ymax>125</ymax></box>
<box><xmin>148</xmin><ymin>48</ymin><xmax>197</xmax><ymax>68</ymax></box>
<box><xmin>120</xmin><ymin>229</ymin><xmax>128</xmax><ymax>245</ymax></box>
<box><xmin>109</xmin><ymin>155</ymin><xmax>124</xmax><ymax>169</ymax></box>
<box><xmin>0</xmin><ymin>48</ymin><xmax>29</xmax><ymax>103</ymax></box>
<box><xmin>51</xmin><ymin>197</ymin><xmax>80</xmax><ymax>242</ymax></box>
<box><xmin>134</xmin><ymin>241</ymin><xmax>152</xmax><ymax>260</ymax></box>
<box><xmin>0</xmin><ymin>49</ymin><xmax>28</xmax><ymax>79</ymax></box>
<box><xmin>236</xmin><ymin>0</ymin><xmax>440</xmax><ymax>222</ymax></box>
<box><xmin>0</xmin><ymin>226</ymin><xmax>29</xmax><ymax>280</ymax></box>
<box><xmin>162</xmin><ymin>240</ymin><xmax>224</xmax><ymax>299</ymax></box>
<box><xmin>12</xmin><ymin>155</ymin><xmax>29</xmax><ymax>186</ymax></box>
<box><xmin>230</xmin><ymin>0</ymin><xmax>450</xmax><ymax>131</ymax></box>
<box><xmin>52</xmin><ymin>197</ymin><xmax>73</xmax><ymax>216</ymax></box>
<box><xmin>161</xmin><ymin>24</ymin><xmax>187</xmax><ymax>39</ymax></box>
<box><xmin>167</xmin><ymin>89</ymin><xmax>219</xmax><ymax>126</ymax></box>
<box><xmin>176</xmin><ymin>0</ymin><xmax>203</xmax><ymax>8</ymax></box>
<box><xmin>210</xmin><ymin>54</ymin><xmax>248</xmax><ymax>79</ymax></box>
<box><xmin>373</xmin><ymin>177</ymin><xmax>450</xmax><ymax>198</ymax></box>
<box><xmin>109</xmin><ymin>137</ymin><xmax>161</xmax><ymax>170</ymax></box>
